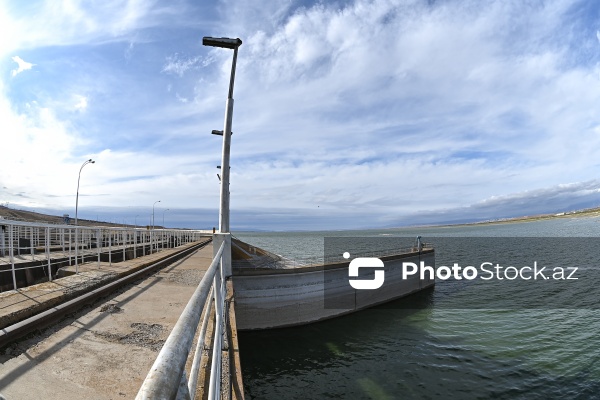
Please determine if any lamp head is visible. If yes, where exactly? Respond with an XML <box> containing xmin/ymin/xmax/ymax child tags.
<box><xmin>202</xmin><ymin>37</ymin><xmax>242</xmax><ymax>49</ymax></box>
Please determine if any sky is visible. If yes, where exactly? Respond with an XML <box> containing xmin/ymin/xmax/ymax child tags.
<box><xmin>1</xmin><ymin>0</ymin><xmax>600</xmax><ymax>231</ymax></box>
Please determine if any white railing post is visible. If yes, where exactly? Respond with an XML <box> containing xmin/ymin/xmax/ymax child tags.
<box><xmin>30</xmin><ymin>226</ymin><xmax>34</xmax><ymax>260</ymax></box>
<box><xmin>68</xmin><ymin>228</ymin><xmax>72</xmax><ymax>266</ymax></box>
<box><xmin>97</xmin><ymin>229</ymin><xmax>101</xmax><ymax>268</ymax></box>
<box><xmin>0</xmin><ymin>224</ymin><xmax>5</xmax><ymax>257</ymax></box>
<box><xmin>75</xmin><ymin>226</ymin><xmax>79</xmax><ymax>273</ymax></box>
<box><xmin>9</xmin><ymin>224</ymin><xmax>16</xmax><ymax>291</ymax></box>
<box><xmin>46</xmin><ymin>226</ymin><xmax>52</xmax><ymax>282</ymax></box>
<box><xmin>109</xmin><ymin>232</ymin><xmax>112</xmax><ymax>266</ymax></box>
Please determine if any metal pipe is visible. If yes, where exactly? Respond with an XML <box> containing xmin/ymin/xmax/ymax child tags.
<box><xmin>188</xmin><ymin>286</ymin><xmax>214</xmax><ymax>398</ymax></box>
<box><xmin>136</xmin><ymin>240</ymin><xmax>225</xmax><ymax>400</ymax></box>
<box><xmin>219</xmin><ymin>99</ymin><xmax>234</xmax><ymax>233</ymax></box>
<box><xmin>207</xmin><ymin>274</ymin><xmax>223</xmax><ymax>400</ymax></box>
<box><xmin>75</xmin><ymin>227</ymin><xmax>79</xmax><ymax>273</ymax></box>
<box><xmin>97</xmin><ymin>229</ymin><xmax>101</xmax><ymax>268</ymax></box>
<box><xmin>9</xmin><ymin>225</ymin><xmax>16</xmax><ymax>291</ymax></box>
<box><xmin>46</xmin><ymin>227</ymin><xmax>52</xmax><ymax>282</ymax></box>
<box><xmin>30</xmin><ymin>226</ymin><xmax>34</xmax><ymax>260</ymax></box>
<box><xmin>109</xmin><ymin>232</ymin><xmax>112</xmax><ymax>266</ymax></box>
<box><xmin>227</xmin><ymin>47</ymin><xmax>238</xmax><ymax>100</ymax></box>
<box><xmin>152</xmin><ymin>202</ymin><xmax>160</xmax><ymax>255</ymax></box>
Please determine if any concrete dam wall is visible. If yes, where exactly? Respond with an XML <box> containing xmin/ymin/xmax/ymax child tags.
<box><xmin>232</xmin><ymin>249</ymin><xmax>435</xmax><ymax>330</ymax></box>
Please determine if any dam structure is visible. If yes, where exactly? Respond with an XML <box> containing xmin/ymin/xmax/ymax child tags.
<box><xmin>0</xmin><ymin>216</ymin><xmax>435</xmax><ymax>399</ymax></box>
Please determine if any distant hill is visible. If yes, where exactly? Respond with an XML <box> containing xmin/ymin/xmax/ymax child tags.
<box><xmin>0</xmin><ymin>206</ymin><xmax>134</xmax><ymax>227</ymax></box>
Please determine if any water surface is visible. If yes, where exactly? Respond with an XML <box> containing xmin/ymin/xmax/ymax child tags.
<box><xmin>235</xmin><ymin>218</ymin><xmax>600</xmax><ymax>399</ymax></box>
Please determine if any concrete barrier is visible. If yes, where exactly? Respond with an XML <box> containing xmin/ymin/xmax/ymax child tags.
<box><xmin>232</xmin><ymin>249</ymin><xmax>435</xmax><ymax>330</ymax></box>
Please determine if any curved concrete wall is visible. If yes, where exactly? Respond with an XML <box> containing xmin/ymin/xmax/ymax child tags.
<box><xmin>232</xmin><ymin>250</ymin><xmax>435</xmax><ymax>330</ymax></box>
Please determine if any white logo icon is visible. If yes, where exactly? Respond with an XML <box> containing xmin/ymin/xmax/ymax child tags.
<box><xmin>346</xmin><ymin>252</ymin><xmax>385</xmax><ymax>290</ymax></box>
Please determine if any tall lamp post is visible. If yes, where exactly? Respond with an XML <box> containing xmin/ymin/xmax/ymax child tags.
<box><xmin>152</xmin><ymin>200</ymin><xmax>161</xmax><ymax>229</ymax></box>
<box><xmin>74</xmin><ymin>158</ymin><xmax>94</xmax><ymax>272</ymax></box>
<box><xmin>162</xmin><ymin>209</ymin><xmax>170</xmax><ymax>249</ymax></box>
<box><xmin>202</xmin><ymin>37</ymin><xmax>241</xmax><ymax>400</ymax></box>
<box><xmin>152</xmin><ymin>200</ymin><xmax>160</xmax><ymax>253</ymax></box>
<box><xmin>75</xmin><ymin>159</ymin><xmax>95</xmax><ymax>225</ymax></box>
<box><xmin>202</xmin><ymin>36</ymin><xmax>242</xmax><ymax>234</ymax></box>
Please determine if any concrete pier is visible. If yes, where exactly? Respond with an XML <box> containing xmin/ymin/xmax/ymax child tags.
<box><xmin>0</xmin><ymin>242</ymin><xmax>244</xmax><ymax>399</ymax></box>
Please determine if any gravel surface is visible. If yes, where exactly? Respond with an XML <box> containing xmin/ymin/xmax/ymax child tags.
<box><xmin>166</xmin><ymin>269</ymin><xmax>204</xmax><ymax>286</ymax></box>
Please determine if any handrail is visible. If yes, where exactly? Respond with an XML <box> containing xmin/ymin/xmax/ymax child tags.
<box><xmin>0</xmin><ymin>219</ymin><xmax>209</xmax><ymax>292</ymax></box>
<box><xmin>136</xmin><ymin>239</ymin><xmax>226</xmax><ymax>400</ymax></box>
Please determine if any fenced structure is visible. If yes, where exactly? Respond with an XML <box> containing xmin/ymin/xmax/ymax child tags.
<box><xmin>0</xmin><ymin>218</ymin><xmax>210</xmax><ymax>292</ymax></box>
<box><xmin>136</xmin><ymin>233</ymin><xmax>232</xmax><ymax>400</ymax></box>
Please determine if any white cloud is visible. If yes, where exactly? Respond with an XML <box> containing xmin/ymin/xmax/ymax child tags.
<box><xmin>11</xmin><ymin>55</ymin><xmax>34</xmax><ymax>77</ymax></box>
<box><xmin>0</xmin><ymin>85</ymin><xmax>80</xmax><ymax>207</ymax></box>
<box><xmin>74</xmin><ymin>95</ymin><xmax>88</xmax><ymax>111</ymax></box>
<box><xmin>2</xmin><ymin>0</ymin><xmax>600</xmax><ymax>229</ymax></box>
<box><xmin>162</xmin><ymin>54</ymin><xmax>210</xmax><ymax>77</ymax></box>
<box><xmin>0</xmin><ymin>1</ymin><xmax>187</xmax><ymax>56</ymax></box>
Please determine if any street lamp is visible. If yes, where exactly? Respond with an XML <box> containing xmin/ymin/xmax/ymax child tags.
<box><xmin>151</xmin><ymin>200</ymin><xmax>160</xmax><ymax>253</ymax></box>
<box><xmin>73</xmin><ymin>158</ymin><xmax>94</xmax><ymax>273</ymax></box>
<box><xmin>203</xmin><ymin>36</ymin><xmax>242</xmax><ymax>234</ymax></box>
<box><xmin>163</xmin><ymin>209</ymin><xmax>170</xmax><ymax>227</ymax></box>
<box><xmin>152</xmin><ymin>200</ymin><xmax>161</xmax><ymax>229</ymax></box>
<box><xmin>75</xmin><ymin>159</ymin><xmax>95</xmax><ymax>225</ymax></box>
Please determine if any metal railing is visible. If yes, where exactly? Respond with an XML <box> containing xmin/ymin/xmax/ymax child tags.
<box><xmin>136</xmin><ymin>233</ymin><xmax>231</xmax><ymax>400</ymax></box>
<box><xmin>0</xmin><ymin>219</ymin><xmax>210</xmax><ymax>292</ymax></box>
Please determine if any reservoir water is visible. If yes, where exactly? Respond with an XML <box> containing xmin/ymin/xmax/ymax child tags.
<box><xmin>235</xmin><ymin>217</ymin><xmax>600</xmax><ymax>399</ymax></box>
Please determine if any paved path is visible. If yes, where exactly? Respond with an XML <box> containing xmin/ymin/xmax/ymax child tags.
<box><xmin>0</xmin><ymin>245</ymin><xmax>214</xmax><ymax>400</ymax></box>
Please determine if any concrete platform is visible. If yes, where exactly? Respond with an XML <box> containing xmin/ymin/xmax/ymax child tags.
<box><xmin>0</xmin><ymin>242</ymin><xmax>242</xmax><ymax>399</ymax></box>
<box><xmin>0</xmin><ymin>240</ymin><xmax>209</xmax><ymax>330</ymax></box>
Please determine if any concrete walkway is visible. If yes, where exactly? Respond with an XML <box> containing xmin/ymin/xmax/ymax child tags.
<box><xmin>0</xmin><ymin>245</ymin><xmax>215</xmax><ymax>399</ymax></box>
<box><xmin>0</xmin><ymin>241</ymin><xmax>208</xmax><ymax>330</ymax></box>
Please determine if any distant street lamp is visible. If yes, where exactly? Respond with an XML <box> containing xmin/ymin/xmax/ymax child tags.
<box><xmin>202</xmin><ymin>36</ymin><xmax>242</xmax><ymax>234</ymax></box>
<box><xmin>135</xmin><ymin>214</ymin><xmax>140</xmax><ymax>228</ymax></box>
<box><xmin>152</xmin><ymin>200</ymin><xmax>161</xmax><ymax>229</ymax></box>
<box><xmin>73</xmin><ymin>158</ymin><xmax>94</xmax><ymax>273</ymax></box>
<box><xmin>151</xmin><ymin>201</ymin><xmax>160</xmax><ymax>253</ymax></box>
<box><xmin>163</xmin><ymin>208</ymin><xmax>170</xmax><ymax>227</ymax></box>
<box><xmin>75</xmin><ymin>159</ymin><xmax>95</xmax><ymax>225</ymax></box>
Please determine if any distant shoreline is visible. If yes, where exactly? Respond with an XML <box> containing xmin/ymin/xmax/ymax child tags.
<box><xmin>434</xmin><ymin>206</ymin><xmax>600</xmax><ymax>229</ymax></box>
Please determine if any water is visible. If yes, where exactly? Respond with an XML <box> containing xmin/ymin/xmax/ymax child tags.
<box><xmin>234</xmin><ymin>217</ymin><xmax>600</xmax><ymax>399</ymax></box>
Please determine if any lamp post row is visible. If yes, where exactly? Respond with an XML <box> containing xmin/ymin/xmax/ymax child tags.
<box><xmin>75</xmin><ymin>163</ymin><xmax>169</xmax><ymax>229</ymax></box>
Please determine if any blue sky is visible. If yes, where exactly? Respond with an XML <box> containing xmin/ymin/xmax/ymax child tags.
<box><xmin>1</xmin><ymin>0</ymin><xmax>600</xmax><ymax>230</ymax></box>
